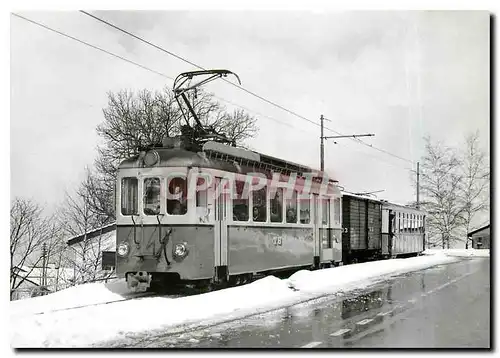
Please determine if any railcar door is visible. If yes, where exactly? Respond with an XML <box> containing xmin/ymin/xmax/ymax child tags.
<box><xmin>319</xmin><ymin>196</ymin><xmax>334</xmax><ymax>264</ymax></box>
<box><xmin>213</xmin><ymin>177</ymin><xmax>229</xmax><ymax>283</ymax></box>
<box><xmin>381</xmin><ymin>208</ymin><xmax>391</xmax><ymax>256</ymax></box>
<box><xmin>312</xmin><ymin>194</ymin><xmax>320</xmax><ymax>267</ymax></box>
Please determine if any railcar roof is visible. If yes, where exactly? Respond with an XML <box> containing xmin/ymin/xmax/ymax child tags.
<box><xmin>341</xmin><ymin>192</ymin><xmax>383</xmax><ymax>204</ymax></box>
<box><xmin>118</xmin><ymin>148</ymin><xmax>236</xmax><ymax>170</ymax></box>
<box><xmin>381</xmin><ymin>201</ymin><xmax>426</xmax><ymax>214</ymax></box>
<box><xmin>118</xmin><ymin>145</ymin><xmax>337</xmax><ymax>182</ymax></box>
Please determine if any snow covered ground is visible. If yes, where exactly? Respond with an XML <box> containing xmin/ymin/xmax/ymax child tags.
<box><xmin>422</xmin><ymin>248</ymin><xmax>490</xmax><ymax>258</ymax></box>
<box><xmin>11</xmin><ymin>253</ymin><xmax>477</xmax><ymax>348</ymax></box>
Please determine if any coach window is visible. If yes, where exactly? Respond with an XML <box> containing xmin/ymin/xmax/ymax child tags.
<box><xmin>300</xmin><ymin>194</ymin><xmax>311</xmax><ymax>224</ymax></box>
<box><xmin>121</xmin><ymin>177</ymin><xmax>138</xmax><ymax>215</ymax></box>
<box><xmin>252</xmin><ymin>186</ymin><xmax>267</xmax><ymax>222</ymax></box>
<box><xmin>233</xmin><ymin>180</ymin><xmax>249</xmax><ymax>221</ymax></box>
<box><xmin>196</xmin><ymin>177</ymin><xmax>209</xmax><ymax>221</ymax></box>
<box><xmin>167</xmin><ymin>176</ymin><xmax>188</xmax><ymax>215</ymax></box>
<box><xmin>143</xmin><ymin>177</ymin><xmax>161</xmax><ymax>215</ymax></box>
<box><xmin>286</xmin><ymin>189</ymin><xmax>298</xmax><ymax>223</ymax></box>
<box><xmin>270</xmin><ymin>188</ymin><xmax>283</xmax><ymax>223</ymax></box>
<box><xmin>397</xmin><ymin>213</ymin><xmax>401</xmax><ymax>233</ymax></box>
<box><xmin>196</xmin><ymin>177</ymin><xmax>208</xmax><ymax>208</ymax></box>
<box><xmin>322</xmin><ymin>198</ymin><xmax>329</xmax><ymax>226</ymax></box>
<box><xmin>333</xmin><ymin>197</ymin><xmax>341</xmax><ymax>226</ymax></box>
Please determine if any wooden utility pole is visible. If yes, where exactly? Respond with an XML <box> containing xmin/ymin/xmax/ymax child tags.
<box><xmin>41</xmin><ymin>243</ymin><xmax>47</xmax><ymax>289</ymax></box>
<box><xmin>416</xmin><ymin>162</ymin><xmax>420</xmax><ymax>209</ymax></box>
<box><xmin>320</xmin><ymin>115</ymin><xmax>325</xmax><ymax>171</ymax></box>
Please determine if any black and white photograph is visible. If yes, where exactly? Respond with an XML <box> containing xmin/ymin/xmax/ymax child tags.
<box><xmin>9</xmin><ymin>7</ymin><xmax>491</xmax><ymax>349</ymax></box>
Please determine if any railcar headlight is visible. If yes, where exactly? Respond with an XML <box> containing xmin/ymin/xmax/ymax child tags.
<box><xmin>117</xmin><ymin>242</ymin><xmax>129</xmax><ymax>257</ymax></box>
<box><xmin>173</xmin><ymin>243</ymin><xmax>188</xmax><ymax>258</ymax></box>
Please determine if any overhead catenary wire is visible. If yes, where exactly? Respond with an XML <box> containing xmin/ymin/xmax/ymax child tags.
<box><xmin>11</xmin><ymin>13</ymin><xmax>175</xmax><ymax>81</ymax></box>
<box><xmin>11</xmin><ymin>12</ymin><xmax>305</xmax><ymax>134</ymax></box>
<box><xmin>14</xmin><ymin>11</ymin><xmax>414</xmax><ymax>173</ymax></box>
<box><xmin>78</xmin><ymin>10</ymin><xmax>415</xmax><ymax>165</ymax></box>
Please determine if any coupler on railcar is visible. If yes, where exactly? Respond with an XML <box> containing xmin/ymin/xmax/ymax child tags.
<box><xmin>126</xmin><ymin>271</ymin><xmax>152</xmax><ymax>292</ymax></box>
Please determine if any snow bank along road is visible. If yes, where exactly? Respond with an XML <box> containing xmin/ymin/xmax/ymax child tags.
<box><xmin>10</xmin><ymin>250</ymin><xmax>487</xmax><ymax>348</ymax></box>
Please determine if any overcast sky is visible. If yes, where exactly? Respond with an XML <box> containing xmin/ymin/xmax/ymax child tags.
<box><xmin>11</xmin><ymin>10</ymin><xmax>490</xmax><ymax>219</ymax></box>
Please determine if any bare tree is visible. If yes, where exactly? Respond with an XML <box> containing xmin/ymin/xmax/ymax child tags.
<box><xmin>418</xmin><ymin>137</ymin><xmax>464</xmax><ymax>249</ymax></box>
<box><xmin>92</xmin><ymin>87</ymin><xmax>258</xmax><ymax>220</ymax></box>
<box><xmin>79</xmin><ymin>167</ymin><xmax>115</xmax><ymax>228</ymax></box>
<box><xmin>458</xmin><ymin>131</ymin><xmax>490</xmax><ymax>248</ymax></box>
<box><xmin>58</xmin><ymin>171</ymin><xmax>112</xmax><ymax>285</ymax></box>
<box><xmin>212</xmin><ymin>108</ymin><xmax>259</xmax><ymax>144</ymax></box>
<box><xmin>10</xmin><ymin>198</ymin><xmax>60</xmax><ymax>299</ymax></box>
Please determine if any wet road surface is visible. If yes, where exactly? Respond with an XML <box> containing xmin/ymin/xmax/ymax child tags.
<box><xmin>117</xmin><ymin>258</ymin><xmax>490</xmax><ymax>348</ymax></box>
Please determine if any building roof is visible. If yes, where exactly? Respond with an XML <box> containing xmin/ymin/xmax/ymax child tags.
<box><xmin>468</xmin><ymin>224</ymin><xmax>490</xmax><ymax>237</ymax></box>
<box><xmin>66</xmin><ymin>223</ymin><xmax>116</xmax><ymax>246</ymax></box>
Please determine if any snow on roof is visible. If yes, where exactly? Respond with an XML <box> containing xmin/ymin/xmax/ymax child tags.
<box><xmin>66</xmin><ymin>223</ymin><xmax>116</xmax><ymax>246</ymax></box>
<box><xmin>467</xmin><ymin>224</ymin><xmax>490</xmax><ymax>237</ymax></box>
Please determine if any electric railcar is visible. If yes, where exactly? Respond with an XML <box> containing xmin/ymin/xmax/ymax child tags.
<box><xmin>115</xmin><ymin>138</ymin><xmax>343</xmax><ymax>290</ymax></box>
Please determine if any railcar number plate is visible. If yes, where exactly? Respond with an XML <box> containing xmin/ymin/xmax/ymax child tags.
<box><xmin>272</xmin><ymin>237</ymin><xmax>283</xmax><ymax>246</ymax></box>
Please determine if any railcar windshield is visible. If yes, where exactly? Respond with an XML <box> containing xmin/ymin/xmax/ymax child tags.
<box><xmin>143</xmin><ymin>177</ymin><xmax>161</xmax><ymax>215</ymax></box>
<box><xmin>167</xmin><ymin>176</ymin><xmax>188</xmax><ymax>215</ymax></box>
<box><xmin>121</xmin><ymin>177</ymin><xmax>138</xmax><ymax>215</ymax></box>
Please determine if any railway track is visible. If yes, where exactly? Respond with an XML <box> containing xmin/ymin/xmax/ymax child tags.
<box><xmin>30</xmin><ymin>284</ymin><xmax>218</xmax><ymax>316</ymax></box>
<box><xmin>32</xmin><ymin>291</ymin><xmax>167</xmax><ymax>316</ymax></box>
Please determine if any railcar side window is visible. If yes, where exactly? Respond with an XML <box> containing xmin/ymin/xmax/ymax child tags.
<box><xmin>252</xmin><ymin>186</ymin><xmax>267</xmax><ymax>222</ymax></box>
<box><xmin>321</xmin><ymin>198</ymin><xmax>329</xmax><ymax>226</ymax></box>
<box><xmin>286</xmin><ymin>190</ymin><xmax>298</xmax><ymax>223</ymax></box>
<box><xmin>333</xmin><ymin>197</ymin><xmax>341</xmax><ymax>225</ymax></box>
<box><xmin>270</xmin><ymin>188</ymin><xmax>283</xmax><ymax>223</ymax></box>
<box><xmin>121</xmin><ymin>177</ymin><xmax>138</xmax><ymax>215</ymax></box>
<box><xmin>167</xmin><ymin>177</ymin><xmax>188</xmax><ymax>215</ymax></box>
<box><xmin>300</xmin><ymin>195</ymin><xmax>310</xmax><ymax>224</ymax></box>
<box><xmin>196</xmin><ymin>177</ymin><xmax>208</xmax><ymax>221</ymax></box>
<box><xmin>143</xmin><ymin>177</ymin><xmax>161</xmax><ymax>215</ymax></box>
<box><xmin>233</xmin><ymin>180</ymin><xmax>249</xmax><ymax>221</ymax></box>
